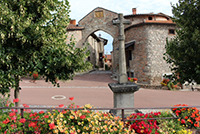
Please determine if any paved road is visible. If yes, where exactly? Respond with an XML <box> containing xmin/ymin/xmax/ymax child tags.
<box><xmin>10</xmin><ymin>71</ymin><xmax>200</xmax><ymax>109</ymax></box>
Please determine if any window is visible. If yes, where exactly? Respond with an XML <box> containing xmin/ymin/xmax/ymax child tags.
<box><xmin>148</xmin><ymin>16</ymin><xmax>153</xmax><ymax>20</ymax></box>
<box><xmin>128</xmin><ymin>50</ymin><xmax>132</xmax><ymax>60</ymax></box>
<box><xmin>169</xmin><ymin>29</ymin><xmax>175</xmax><ymax>35</ymax></box>
<box><xmin>99</xmin><ymin>53</ymin><xmax>103</xmax><ymax>61</ymax></box>
<box><xmin>87</xmin><ymin>56</ymin><xmax>90</xmax><ymax>61</ymax></box>
<box><xmin>131</xmin><ymin>72</ymin><xmax>134</xmax><ymax>78</ymax></box>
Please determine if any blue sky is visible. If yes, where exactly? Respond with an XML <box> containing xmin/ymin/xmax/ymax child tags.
<box><xmin>68</xmin><ymin>0</ymin><xmax>179</xmax><ymax>54</ymax></box>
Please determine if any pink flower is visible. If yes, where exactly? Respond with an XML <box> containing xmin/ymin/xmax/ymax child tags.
<box><xmin>13</xmin><ymin>98</ymin><xmax>19</xmax><ymax>103</ymax></box>
<box><xmin>19</xmin><ymin>118</ymin><xmax>26</xmax><ymax>123</ymax></box>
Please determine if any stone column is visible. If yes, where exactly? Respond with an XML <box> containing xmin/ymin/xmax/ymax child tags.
<box><xmin>113</xmin><ymin>13</ymin><xmax>130</xmax><ymax>84</ymax></box>
<box><xmin>109</xmin><ymin>13</ymin><xmax>140</xmax><ymax>116</ymax></box>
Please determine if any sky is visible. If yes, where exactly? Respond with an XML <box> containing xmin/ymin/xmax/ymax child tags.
<box><xmin>68</xmin><ymin>0</ymin><xmax>179</xmax><ymax>54</ymax></box>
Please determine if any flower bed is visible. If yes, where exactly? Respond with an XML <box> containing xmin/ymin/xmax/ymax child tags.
<box><xmin>0</xmin><ymin>98</ymin><xmax>200</xmax><ymax>134</ymax></box>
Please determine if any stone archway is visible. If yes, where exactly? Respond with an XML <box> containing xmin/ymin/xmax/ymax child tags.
<box><xmin>78</xmin><ymin>7</ymin><xmax>120</xmax><ymax>75</ymax></box>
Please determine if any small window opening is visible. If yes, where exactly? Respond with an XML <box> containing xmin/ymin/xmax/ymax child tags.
<box><xmin>148</xmin><ymin>16</ymin><xmax>153</xmax><ymax>20</ymax></box>
<box><xmin>99</xmin><ymin>53</ymin><xmax>103</xmax><ymax>61</ymax></box>
<box><xmin>169</xmin><ymin>29</ymin><xmax>175</xmax><ymax>35</ymax></box>
<box><xmin>131</xmin><ymin>72</ymin><xmax>134</xmax><ymax>78</ymax></box>
<box><xmin>128</xmin><ymin>50</ymin><xmax>132</xmax><ymax>60</ymax></box>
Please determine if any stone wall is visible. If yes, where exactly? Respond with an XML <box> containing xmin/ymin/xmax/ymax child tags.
<box><xmin>146</xmin><ymin>24</ymin><xmax>175</xmax><ymax>84</ymax></box>
<box><xmin>66</xmin><ymin>30</ymin><xmax>83</xmax><ymax>48</ymax></box>
<box><xmin>125</xmin><ymin>24</ymin><xmax>176</xmax><ymax>85</ymax></box>
<box><xmin>86</xmin><ymin>36</ymin><xmax>97</xmax><ymax>67</ymax></box>
<box><xmin>125</xmin><ymin>25</ymin><xmax>150</xmax><ymax>84</ymax></box>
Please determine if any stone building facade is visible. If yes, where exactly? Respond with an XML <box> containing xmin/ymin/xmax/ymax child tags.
<box><xmin>67</xmin><ymin>19</ymin><xmax>107</xmax><ymax>69</ymax></box>
<box><xmin>67</xmin><ymin>7</ymin><xmax>176</xmax><ymax>85</ymax></box>
<box><xmin>124</xmin><ymin>8</ymin><xmax>176</xmax><ymax>85</ymax></box>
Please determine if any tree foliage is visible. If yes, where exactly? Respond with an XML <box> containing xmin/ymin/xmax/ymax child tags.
<box><xmin>164</xmin><ymin>0</ymin><xmax>200</xmax><ymax>84</ymax></box>
<box><xmin>0</xmin><ymin>0</ymin><xmax>91</xmax><ymax>101</ymax></box>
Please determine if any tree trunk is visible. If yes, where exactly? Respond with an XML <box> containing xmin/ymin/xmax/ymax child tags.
<box><xmin>14</xmin><ymin>75</ymin><xmax>20</xmax><ymax>107</ymax></box>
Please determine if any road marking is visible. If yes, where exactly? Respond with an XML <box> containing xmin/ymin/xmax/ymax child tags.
<box><xmin>51</xmin><ymin>95</ymin><xmax>66</xmax><ymax>100</ymax></box>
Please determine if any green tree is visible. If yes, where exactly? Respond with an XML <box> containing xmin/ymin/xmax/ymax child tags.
<box><xmin>164</xmin><ymin>0</ymin><xmax>200</xmax><ymax>84</ymax></box>
<box><xmin>0</xmin><ymin>0</ymin><xmax>91</xmax><ymax>107</ymax></box>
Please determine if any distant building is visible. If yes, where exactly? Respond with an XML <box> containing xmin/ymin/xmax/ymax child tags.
<box><xmin>105</xmin><ymin>54</ymin><xmax>112</xmax><ymax>68</ymax></box>
<box><xmin>66</xmin><ymin>7</ymin><xmax>176</xmax><ymax>85</ymax></box>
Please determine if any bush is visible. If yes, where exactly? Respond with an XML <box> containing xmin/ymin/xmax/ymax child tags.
<box><xmin>157</xmin><ymin>110</ymin><xmax>184</xmax><ymax>133</ymax></box>
<box><xmin>125</xmin><ymin>112</ymin><xmax>161</xmax><ymax>134</ymax></box>
<box><xmin>172</xmin><ymin>104</ymin><xmax>200</xmax><ymax>129</ymax></box>
<box><xmin>0</xmin><ymin>98</ymin><xmax>135</xmax><ymax>134</ymax></box>
<box><xmin>105</xmin><ymin>64</ymin><xmax>110</xmax><ymax>70</ymax></box>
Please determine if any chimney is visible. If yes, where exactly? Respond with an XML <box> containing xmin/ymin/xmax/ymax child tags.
<box><xmin>70</xmin><ymin>19</ymin><xmax>76</xmax><ymax>25</ymax></box>
<box><xmin>132</xmin><ymin>8</ymin><xmax>137</xmax><ymax>15</ymax></box>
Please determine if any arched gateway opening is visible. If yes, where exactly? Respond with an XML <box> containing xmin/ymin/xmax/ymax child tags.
<box><xmin>84</xmin><ymin>30</ymin><xmax>114</xmax><ymax>70</ymax></box>
<box><xmin>78</xmin><ymin>7</ymin><xmax>120</xmax><ymax>75</ymax></box>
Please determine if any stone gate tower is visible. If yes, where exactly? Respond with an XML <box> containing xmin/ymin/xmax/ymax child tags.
<box><xmin>78</xmin><ymin>7</ymin><xmax>120</xmax><ymax>75</ymax></box>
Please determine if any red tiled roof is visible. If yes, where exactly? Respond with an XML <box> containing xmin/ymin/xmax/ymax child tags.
<box><xmin>106</xmin><ymin>55</ymin><xmax>112</xmax><ymax>60</ymax></box>
<box><xmin>67</xmin><ymin>24</ymin><xmax>84</xmax><ymax>30</ymax></box>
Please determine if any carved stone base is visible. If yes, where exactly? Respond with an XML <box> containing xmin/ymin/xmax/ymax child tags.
<box><xmin>108</xmin><ymin>82</ymin><xmax>139</xmax><ymax>116</ymax></box>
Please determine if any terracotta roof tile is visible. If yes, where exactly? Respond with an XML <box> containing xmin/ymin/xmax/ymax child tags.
<box><xmin>106</xmin><ymin>55</ymin><xmax>112</xmax><ymax>60</ymax></box>
<box><xmin>67</xmin><ymin>24</ymin><xmax>84</xmax><ymax>30</ymax></box>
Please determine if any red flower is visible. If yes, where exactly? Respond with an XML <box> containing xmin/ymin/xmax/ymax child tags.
<box><xmin>69</xmin><ymin>97</ymin><xmax>74</xmax><ymax>101</ymax></box>
<box><xmin>10</xmin><ymin>124</ymin><xmax>17</xmax><ymax>129</ymax></box>
<box><xmin>19</xmin><ymin>118</ymin><xmax>26</xmax><ymax>123</ymax></box>
<box><xmin>33</xmin><ymin>73</ymin><xmax>38</xmax><ymax>79</ymax></box>
<box><xmin>128</xmin><ymin>77</ymin><xmax>131</xmax><ymax>81</ymax></box>
<box><xmin>9</xmin><ymin>112</ymin><xmax>16</xmax><ymax>117</ymax></box>
<box><xmin>44</xmin><ymin>115</ymin><xmax>49</xmax><ymax>118</ymax></box>
<box><xmin>49</xmin><ymin>123</ymin><xmax>55</xmax><ymax>130</ymax></box>
<box><xmin>102</xmin><ymin>56</ymin><xmax>105</xmax><ymax>58</ymax></box>
<box><xmin>11</xmin><ymin>116</ymin><xmax>17</xmax><ymax>121</ymax></box>
<box><xmin>13</xmin><ymin>98</ymin><xmax>19</xmax><ymax>103</ymax></box>
<box><xmin>181</xmin><ymin>119</ymin><xmax>186</xmax><ymax>124</ymax></box>
<box><xmin>29</xmin><ymin>122</ymin><xmax>36</xmax><ymax>128</ymax></box>
<box><xmin>23</xmin><ymin>104</ymin><xmax>29</xmax><ymax>108</ymax></box>
<box><xmin>59</xmin><ymin>104</ymin><xmax>64</xmax><ymax>107</ymax></box>
<box><xmin>3</xmin><ymin>118</ymin><xmax>10</xmax><ymax>124</ymax></box>
<box><xmin>80</xmin><ymin>115</ymin><xmax>86</xmax><ymax>119</ymax></box>
<box><xmin>133</xmin><ymin>78</ymin><xmax>138</xmax><ymax>81</ymax></box>
<box><xmin>39</xmin><ymin>111</ymin><xmax>44</xmax><ymax>114</ymax></box>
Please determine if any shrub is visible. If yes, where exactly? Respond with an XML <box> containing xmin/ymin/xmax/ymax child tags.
<box><xmin>126</xmin><ymin>112</ymin><xmax>161</xmax><ymax>134</ymax></box>
<box><xmin>0</xmin><ymin>98</ymin><xmax>135</xmax><ymax>134</ymax></box>
<box><xmin>157</xmin><ymin>110</ymin><xmax>184</xmax><ymax>133</ymax></box>
<box><xmin>172</xmin><ymin>104</ymin><xmax>200</xmax><ymax>129</ymax></box>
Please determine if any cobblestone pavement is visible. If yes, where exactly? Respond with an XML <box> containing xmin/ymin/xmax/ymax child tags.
<box><xmin>9</xmin><ymin>70</ymin><xmax>200</xmax><ymax>110</ymax></box>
